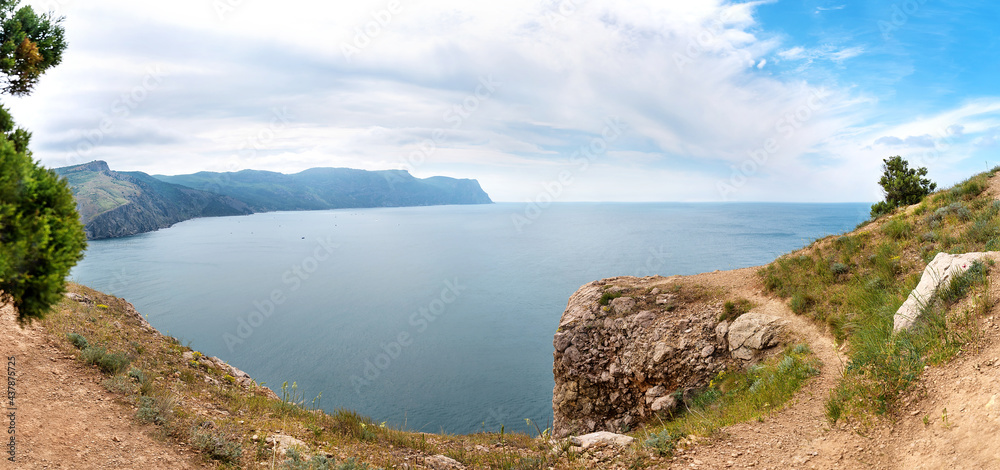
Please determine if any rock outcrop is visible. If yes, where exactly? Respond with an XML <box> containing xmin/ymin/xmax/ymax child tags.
<box><xmin>552</xmin><ymin>276</ymin><xmax>787</xmax><ymax>438</ymax></box>
<box><xmin>726</xmin><ymin>313</ymin><xmax>788</xmax><ymax>360</ymax></box>
<box><xmin>893</xmin><ymin>252</ymin><xmax>996</xmax><ymax>332</ymax></box>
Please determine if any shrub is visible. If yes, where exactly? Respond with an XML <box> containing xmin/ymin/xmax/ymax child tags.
<box><xmin>81</xmin><ymin>346</ymin><xmax>130</xmax><ymax>375</ymax></box>
<box><xmin>644</xmin><ymin>429</ymin><xmax>677</xmax><ymax>456</ymax></box>
<box><xmin>831</xmin><ymin>263</ymin><xmax>850</xmax><ymax>276</ymax></box>
<box><xmin>964</xmin><ymin>218</ymin><xmax>999</xmax><ymax>245</ymax></box>
<box><xmin>790</xmin><ymin>293</ymin><xmax>812</xmax><ymax>314</ymax></box>
<box><xmin>720</xmin><ymin>298</ymin><xmax>753</xmax><ymax>322</ymax></box>
<box><xmin>101</xmin><ymin>375</ymin><xmax>132</xmax><ymax>394</ymax></box>
<box><xmin>598</xmin><ymin>290</ymin><xmax>622</xmax><ymax>306</ymax></box>
<box><xmin>191</xmin><ymin>425</ymin><xmax>243</xmax><ymax>463</ymax></box>
<box><xmin>949</xmin><ymin>177</ymin><xmax>986</xmax><ymax>200</ymax></box>
<box><xmin>66</xmin><ymin>332</ymin><xmax>88</xmax><ymax>349</ymax></box>
<box><xmin>136</xmin><ymin>394</ymin><xmax>175</xmax><ymax>425</ymax></box>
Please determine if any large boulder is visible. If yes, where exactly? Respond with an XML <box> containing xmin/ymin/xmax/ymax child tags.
<box><xmin>893</xmin><ymin>252</ymin><xmax>994</xmax><ymax>332</ymax></box>
<box><xmin>552</xmin><ymin>276</ymin><xmax>736</xmax><ymax>438</ymax></box>
<box><xmin>727</xmin><ymin>313</ymin><xmax>787</xmax><ymax>360</ymax></box>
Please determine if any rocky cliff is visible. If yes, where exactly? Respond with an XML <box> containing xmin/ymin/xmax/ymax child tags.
<box><xmin>55</xmin><ymin>161</ymin><xmax>253</xmax><ymax>239</ymax></box>
<box><xmin>56</xmin><ymin>161</ymin><xmax>494</xmax><ymax>239</ymax></box>
<box><xmin>552</xmin><ymin>275</ymin><xmax>790</xmax><ymax>438</ymax></box>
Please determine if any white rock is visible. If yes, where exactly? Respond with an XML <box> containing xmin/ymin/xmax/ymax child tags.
<box><xmin>571</xmin><ymin>431</ymin><xmax>635</xmax><ymax>449</ymax></box>
<box><xmin>893</xmin><ymin>252</ymin><xmax>994</xmax><ymax>332</ymax></box>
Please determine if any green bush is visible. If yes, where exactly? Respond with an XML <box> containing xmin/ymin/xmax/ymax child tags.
<box><xmin>81</xmin><ymin>346</ymin><xmax>130</xmax><ymax>375</ymax></box>
<box><xmin>598</xmin><ymin>290</ymin><xmax>622</xmax><ymax>306</ymax></box>
<box><xmin>949</xmin><ymin>177</ymin><xmax>986</xmax><ymax>200</ymax></box>
<box><xmin>790</xmin><ymin>293</ymin><xmax>812</xmax><ymax>314</ymax></box>
<box><xmin>644</xmin><ymin>429</ymin><xmax>677</xmax><ymax>456</ymax></box>
<box><xmin>136</xmin><ymin>394</ymin><xmax>174</xmax><ymax>425</ymax></box>
<box><xmin>0</xmin><ymin>3</ymin><xmax>77</xmax><ymax>322</ymax></box>
<box><xmin>831</xmin><ymin>262</ymin><xmax>850</xmax><ymax>275</ymax></box>
<box><xmin>66</xmin><ymin>332</ymin><xmax>88</xmax><ymax>349</ymax></box>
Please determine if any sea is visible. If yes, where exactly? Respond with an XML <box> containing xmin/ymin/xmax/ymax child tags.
<box><xmin>69</xmin><ymin>202</ymin><xmax>870</xmax><ymax>434</ymax></box>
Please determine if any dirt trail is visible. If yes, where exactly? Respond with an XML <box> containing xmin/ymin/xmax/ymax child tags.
<box><xmin>0</xmin><ymin>302</ymin><xmax>201</xmax><ymax>469</ymax></box>
<box><xmin>658</xmin><ymin>267</ymin><xmax>893</xmax><ymax>469</ymax></box>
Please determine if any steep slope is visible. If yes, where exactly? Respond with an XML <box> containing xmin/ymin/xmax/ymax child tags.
<box><xmin>55</xmin><ymin>161</ymin><xmax>252</xmax><ymax>239</ymax></box>
<box><xmin>0</xmin><ymin>300</ymin><xmax>201</xmax><ymax>468</ymax></box>
<box><xmin>154</xmin><ymin>167</ymin><xmax>493</xmax><ymax>212</ymax></box>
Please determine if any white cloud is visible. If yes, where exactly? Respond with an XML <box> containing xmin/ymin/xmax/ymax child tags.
<box><xmin>0</xmin><ymin>0</ymin><xmax>906</xmax><ymax>202</ymax></box>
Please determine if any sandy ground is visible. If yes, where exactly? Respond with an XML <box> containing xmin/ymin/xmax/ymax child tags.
<box><xmin>0</xmin><ymin>302</ymin><xmax>202</xmax><ymax>469</ymax></box>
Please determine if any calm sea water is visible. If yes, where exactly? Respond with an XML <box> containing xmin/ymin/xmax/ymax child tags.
<box><xmin>70</xmin><ymin>202</ymin><xmax>869</xmax><ymax>434</ymax></box>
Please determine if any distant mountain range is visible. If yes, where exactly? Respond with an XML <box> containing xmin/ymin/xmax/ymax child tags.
<box><xmin>54</xmin><ymin>161</ymin><xmax>493</xmax><ymax>240</ymax></box>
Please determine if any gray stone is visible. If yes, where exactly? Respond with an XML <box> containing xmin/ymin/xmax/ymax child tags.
<box><xmin>652</xmin><ymin>342</ymin><xmax>673</xmax><ymax>363</ymax></box>
<box><xmin>426</xmin><ymin>454</ymin><xmax>465</xmax><ymax>469</ymax></box>
<box><xmin>610</xmin><ymin>296</ymin><xmax>636</xmax><ymax>315</ymax></box>
<box><xmin>650</xmin><ymin>395</ymin><xmax>678</xmax><ymax>414</ymax></box>
<box><xmin>266</xmin><ymin>434</ymin><xmax>307</xmax><ymax>457</ymax></box>
<box><xmin>700</xmin><ymin>345</ymin><xmax>715</xmax><ymax>358</ymax></box>
<box><xmin>633</xmin><ymin>310</ymin><xmax>657</xmax><ymax>326</ymax></box>
<box><xmin>563</xmin><ymin>346</ymin><xmax>582</xmax><ymax>365</ymax></box>
<box><xmin>645</xmin><ymin>385</ymin><xmax>666</xmax><ymax>404</ymax></box>
<box><xmin>554</xmin><ymin>332</ymin><xmax>572</xmax><ymax>352</ymax></box>
<box><xmin>715</xmin><ymin>321</ymin><xmax>729</xmax><ymax>345</ymax></box>
<box><xmin>727</xmin><ymin>313</ymin><xmax>787</xmax><ymax>360</ymax></box>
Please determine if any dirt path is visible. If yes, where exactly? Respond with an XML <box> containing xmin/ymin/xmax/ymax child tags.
<box><xmin>0</xmin><ymin>302</ymin><xmax>201</xmax><ymax>469</ymax></box>
<box><xmin>656</xmin><ymin>268</ymin><xmax>893</xmax><ymax>469</ymax></box>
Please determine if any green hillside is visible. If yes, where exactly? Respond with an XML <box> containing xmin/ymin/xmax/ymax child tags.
<box><xmin>154</xmin><ymin>167</ymin><xmax>493</xmax><ymax>212</ymax></box>
<box><xmin>55</xmin><ymin>161</ymin><xmax>252</xmax><ymax>239</ymax></box>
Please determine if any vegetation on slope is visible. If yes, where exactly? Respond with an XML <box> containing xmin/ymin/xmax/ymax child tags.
<box><xmin>760</xmin><ymin>168</ymin><xmax>999</xmax><ymax>424</ymax></box>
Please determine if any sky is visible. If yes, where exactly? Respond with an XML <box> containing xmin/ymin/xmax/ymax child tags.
<box><xmin>6</xmin><ymin>0</ymin><xmax>1000</xmax><ymax>202</ymax></box>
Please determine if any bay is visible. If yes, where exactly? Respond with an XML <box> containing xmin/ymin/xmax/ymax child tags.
<box><xmin>70</xmin><ymin>202</ymin><xmax>870</xmax><ymax>434</ymax></box>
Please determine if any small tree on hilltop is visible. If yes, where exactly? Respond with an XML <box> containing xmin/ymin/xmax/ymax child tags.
<box><xmin>870</xmin><ymin>156</ymin><xmax>936</xmax><ymax>219</ymax></box>
<box><xmin>0</xmin><ymin>1</ymin><xmax>85</xmax><ymax>322</ymax></box>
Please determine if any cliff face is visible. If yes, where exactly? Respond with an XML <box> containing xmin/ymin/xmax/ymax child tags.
<box><xmin>55</xmin><ymin>161</ymin><xmax>252</xmax><ymax>240</ymax></box>
<box><xmin>552</xmin><ymin>275</ymin><xmax>790</xmax><ymax>438</ymax></box>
